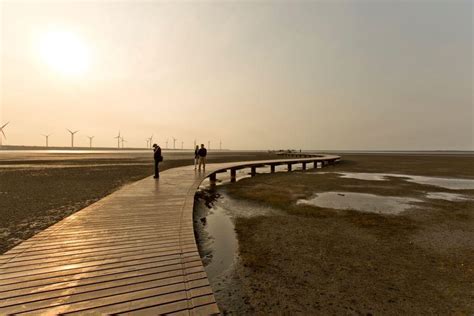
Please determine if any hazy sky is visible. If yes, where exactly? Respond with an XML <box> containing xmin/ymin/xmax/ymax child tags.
<box><xmin>1</xmin><ymin>0</ymin><xmax>472</xmax><ymax>150</ymax></box>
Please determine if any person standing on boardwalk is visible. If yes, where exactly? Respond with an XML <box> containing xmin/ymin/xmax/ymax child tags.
<box><xmin>153</xmin><ymin>144</ymin><xmax>162</xmax><ymax>179</ymax></box>
<box><xmin>194</xmin><ymin>145</ymin><xmax>199</xmax><ymax>170</ymax></box>
<box><xmin>197</xmin><ymin>144</ymin><xmax>207</xmax><ymax>172</ymax></box>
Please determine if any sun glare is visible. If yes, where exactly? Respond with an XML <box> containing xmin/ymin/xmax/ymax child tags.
<box><xmin>38</xmin><ymin>31</ymin><xmax>90</xmax><ymax>76</ymax></box>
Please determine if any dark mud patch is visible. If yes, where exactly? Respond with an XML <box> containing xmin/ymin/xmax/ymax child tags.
<box><xmin>210</xmin><ymin>154</ymin><xmax>474</xmax><ymax>314</ymax></box>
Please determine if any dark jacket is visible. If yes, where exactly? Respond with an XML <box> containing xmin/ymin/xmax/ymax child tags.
<box><xmin>197</xmin><ymin>148</ymin><xmax>207</xmax><ymax>157</ymax></box>
<box><xmin>154</xmin><ymin>146</ymin><xmax>162</xmax><ymax>161</ymax></box>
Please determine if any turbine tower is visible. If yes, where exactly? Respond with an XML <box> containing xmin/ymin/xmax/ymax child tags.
<box><xmin>67</xmin><ymin>129</ymin><xmax>79</xmax><ymax>148</ymax></box>
<box><xmin>165</xmin><ymin>139</ymin><xmax>169</xmax><ymax>149</ymax></box>
<box><xmin>121</xmin><ymin>137</ymin><xmax>126</xmax><ymax>148</ymax></box>
<box><xmin>194</xmin><ymin>139</ymin><xmax>196</xmax><ymax>148</ymax></box>
<box><xmin>208</xmin><ymin>140</ymin><xmax>210</xmax><ymax>150</ymax></box>
<box><xmin>146</xmin><ymin>138</ymin><xmax>150</xmax><ymax>149</ymax></box>
<box><xmin>0</xmin><ymin>122</ymin><xmax>9</xmax><ymax>146</ymax></box>
<box><xmin>220</xmin><ymin>140</ymin><xmax>222</xmax><ymax>150</ymax></box>
<box><xmin>114</xmin><ymin>131</ymin><xmax>121</xmax><ymax>149</ymax></box>
<box><xmin>87</xmin><ymin>136</ymin><xmax>94</xmax><ymax>149</ymax></box>
<box><xmin>149</xmin><ymin>134</ymin><xmax>154</xmax><ymax>148</ymax></box>
<box><xmin>42</xmin><ymin>134</ymin><xmax>51</xmax><ymax>148</ymax></box>
<box><xmin>172</xmin><ymin>137</ymin><xmax>177</xmax><ymax>150</ymax></box>
<box><xmin>181</xmin><ymin>141</ymin><xmax>184</xmax><ymax>150</ymax></box>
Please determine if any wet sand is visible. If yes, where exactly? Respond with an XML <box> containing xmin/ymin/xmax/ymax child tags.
<box><xmin>197</xmin><ymin>154</ymin><xmax>473</xmax><ymax>314</ymax></box>
<box><xmin>0</xmin><ymin>150</ymin><xmax>274</xmax><ymax>254</ymax></box>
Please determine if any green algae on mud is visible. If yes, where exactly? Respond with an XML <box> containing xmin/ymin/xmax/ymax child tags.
<box><xmin>216</xmin><ymin>154</ymin><xmax>474</xmax><ymax>314</ymax></box>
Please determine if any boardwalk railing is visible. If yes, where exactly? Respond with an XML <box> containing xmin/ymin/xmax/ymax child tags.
<box><xmin>207</xmin><ymin>155</ymin><xmax>340</xmax><ymax>184</ymax></box>
<box><xmin>0</xmin><ymin>154</ymin><xmax>340</xmax><ymax>315</ymax></box>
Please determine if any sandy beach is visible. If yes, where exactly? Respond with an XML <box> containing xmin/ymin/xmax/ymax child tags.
<box><xmin>195</xmin><ymin>153</ymin><xmax>474</xmax><ymax>314</ymax></box>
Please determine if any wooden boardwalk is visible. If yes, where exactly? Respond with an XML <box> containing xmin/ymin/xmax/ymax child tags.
<box><xmin>0</xmin><ymin>155</ymin><xmax>340</xmax><ymax>315</ymax></box>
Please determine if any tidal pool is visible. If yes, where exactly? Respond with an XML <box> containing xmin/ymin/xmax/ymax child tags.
<box><xmin>425</xmin><ymin>192</ymin><xmax>471</xmax><ymax>201</ymax></box>
<box><xmin>297</xmin><ymin>192</ymin><xmax>421</xmax><ymax>215</ymax></box>
<box><xmin>195</xmin><ymin>191</ymin><xmax>282</xmax><ymax>282</ymax></box>
<box><xmin>315</xmin><ymin>172</ymin><xmax>474</xmax><ymax>190</ymax></box>
<box><xmin>402</xmin><ymin>175</ymin><xmax>474</xmax><ymax>190</ymax></box>
<box><xmin>338</xmin><ymin>172</ymin><xmax>389</xmax><ymax>181</ymax></box>
<box><xmin>202</xmin><ymin>202</ymin><xmax>238</xmax><ymax>283</ymax></box>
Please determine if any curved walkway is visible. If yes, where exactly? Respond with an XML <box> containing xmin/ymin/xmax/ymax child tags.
<box><xmin>0</xmin><ymin>155</ymin><xmax>340</xmax><ymax>315</ymax></box>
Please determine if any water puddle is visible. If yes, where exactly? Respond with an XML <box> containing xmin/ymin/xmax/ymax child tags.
<box><xmin>201</xmin><ymin>201</ymin><xmax>238</xmax><ymax>283</ymax></box>
<box><xmin>425</xmin><ymin>192</ymin><xmax>471</xmax><ymax>201</ymax></box>
<box><xmin>297</xmin><ymin>192</ymin><xmax>421</xmax><ymax>215</ymax></box>
<box><xmin>402</xmin><ymin>175</ymin><xmax>474</xmax><ymax>190</ymax></box>
<box><xmin>338</xmin><ymin>172</ymin><xmax>388</xmax><ymax>181</ymax></box>
<box><xmin>313</xmin><ymin>172</ymin><xmax>474</xmax><ymax>190</ymax></box>
<box><xmin>194</xmin><ymin>189</ymin><xmax>281</xmax><ymax>282</ymax></box>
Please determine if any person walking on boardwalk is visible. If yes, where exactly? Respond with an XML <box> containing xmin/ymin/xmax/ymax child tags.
<box><xmin>153</xmin><ymin>143</ymin><xmax>162</xmax><ymax>179</ymax></box>
<box><xmin>197</xmin><ymin>144</ymin><xmax>207</xmax><ymax>172</ymax></box>
<box><xmin>194</xmin><ymin>145</ymin><xmax>199</xmax><ymax>170</ymax></box>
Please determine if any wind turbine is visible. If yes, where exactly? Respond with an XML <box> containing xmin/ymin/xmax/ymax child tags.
<box><xmin>121</xmin><ymin>137</ymin><xmax>126</xmax><ymax>148</ymax></box>
<box><xmin>67</xmin><ymin>129</ymin><xmax>79</xmax><ymax>148</ymax></box>
<box><xmin>114</xmin><ymin>131</ymin><xmax>121</xmax><ymax>149</ymax></box>
<box><xmin>87</xmin><ymin>136</ymin><xmax>94</xmax><ymax>149</ymax></box>
<box><xmin>208</xmin><ymin>140</ymin><xmax>211</xmax><ymax>150</ymax></box>
<box><xmin>0</xmin><ymin>122</ymin><xmax>9</xmax><ymax>146</ymax></box>
<box><xmin>181</xmin><ymin>141</ymin><xmax>184</xmax><ymax>150</ymax></box>
<box><xmin>172</xmin><ymin>137</ymin><xmax>177</xmax><ymax>150</ymax></box>
<box><xmin>220</xmin><ymin>140</ymin><xmax>222</xmax><ymax>150</ymax></box>
<box><xmin>165</xmin><ymin>139</ymin><xmax>169</xmax><ymax>149</ymax></box>
<box><xmin>42</xmin><ymin>134</ymin><xmax>51</xmax><ymax>148</ymax></box>
<box><xmin>146</xmin><ymin>138</ymin><xmax>150</xmax><ymax>149</ymax></box>
<box><xmin>194</xmin><ymin>139</ymin><xmax>197</xmax><ymax>148</ymax></box>
<box><xmin>149</xmin><ymin>134</ymin><xmax>154</xmax><ymax>148</ymax></box>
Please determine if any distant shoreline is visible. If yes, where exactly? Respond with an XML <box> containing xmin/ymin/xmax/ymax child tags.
<box><xmin>1</xmin><ymin>145</ymin><xmax>472</xmax><ymax>155</ymax></box>
<box><xmin>0</xmin><ymin>145</ymin><xmax>474</xmax><ymax>155</ymax></box>
<box><xmin>0</xmin><ymin>145</ymin><xmax>230</xmax><ymax>152</ymax></box>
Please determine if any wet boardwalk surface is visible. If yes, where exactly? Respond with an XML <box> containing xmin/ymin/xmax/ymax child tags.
<box><xmin>0</xmin><ymin>156</ymin><xmax>339</xmax><ymax>315</ymax></box>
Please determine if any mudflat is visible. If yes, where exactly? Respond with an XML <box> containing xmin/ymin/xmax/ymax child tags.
<box><xmin>0</xmin><ymin>150</ymin><xmax>274</xmax><ymax>254</ymax></box>
<box><xmin>206</xmin><ymin>154</ymin><xmax>474</xmax><ymax>315</ymax></box>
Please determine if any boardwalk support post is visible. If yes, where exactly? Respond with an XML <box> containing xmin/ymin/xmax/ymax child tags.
<box><xmin>270</xmin><ymin>164</ymin><xmax>275</xmax><ymax>173</ymax></box>
<box><xmin>302</xmin><ymin>162</ymin><xmax>306</xmax><ymax>170</ymax></box>
<box><xmin>210</xmin><ymin>173</ymin><xmax>217</xmax><ymax>186</ymax></box>
<box><xmin>287</xmin><ymin>163</ymin><xmax>292</xmax><ymax>171</ymax></box>
<box><xmin>230</xmin><ymin>169</ymin><xmax>236</xmax><ymax>182</ymax></box>
<box><xmin>251</xmin><ymin>166</ymin><xmax>257</xmax><ymax>176</ymax></box>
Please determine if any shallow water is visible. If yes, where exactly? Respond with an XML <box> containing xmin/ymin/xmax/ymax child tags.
<box><xmin>203</xmin><ymin>204</ymin><xmax>238</xmax><ymax>283</ymax></box>
<box><xmin>402</xmin><ymin>175</ymin><xmax>474</xmax><ymax>190</ymax></box>
<box><xmin>297</xmin><ymin>192</ymin><xmax>421</xmax><ymax>215</ymax></box>
<box><xmin>338</xmin><ymin>172</ymin><xmax>388</xmax><ymax>181</ymax></box>
<box><xmin>425</xmin><ymin>192</ymin><xmax>471</xmax><ymax>201</ymax></box>
<box><xmin>196</xmin><ymin>191</ymin><xmax>282</xmax><ymax>282</ymax></box>
<box><xmin>316</xmin><ymin>172</ymin><xmax>474</xmax><ymax>190</ymax></box>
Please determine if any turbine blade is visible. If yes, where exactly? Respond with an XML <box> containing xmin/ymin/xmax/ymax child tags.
<box><xmin>1</xmin><ymin>122</ymin><xmax>9</xmax><ymax>129</ymax></box>
<box><xmin>1</xmin><ymin>129</ymin><xmax>6</xmax><ymax>138</ymax></box>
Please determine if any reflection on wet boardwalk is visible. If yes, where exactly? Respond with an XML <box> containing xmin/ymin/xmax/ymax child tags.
<box><xmin>0</xmin><ymin>155</ymin><xmax>339</xmax><ymax>315</ymax></box>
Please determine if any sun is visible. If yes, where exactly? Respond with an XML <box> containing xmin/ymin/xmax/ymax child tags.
<box><xmin>38</xmin><ymin>31</ymin><xmax>90</xmax><ymax>76</ymax></box>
